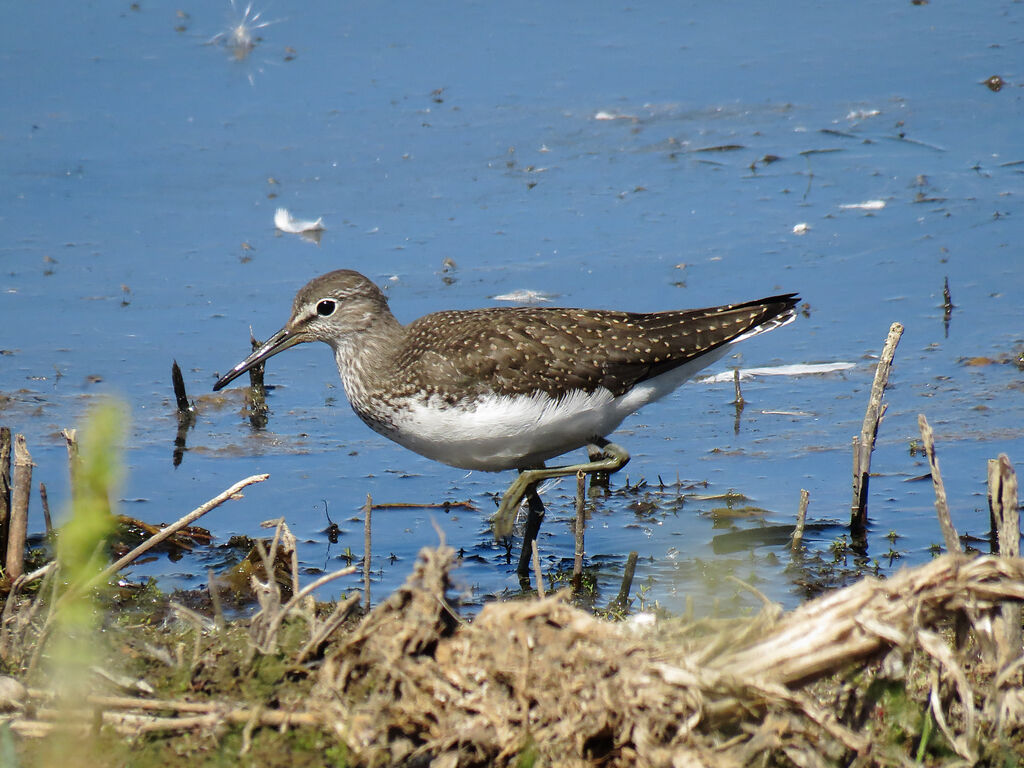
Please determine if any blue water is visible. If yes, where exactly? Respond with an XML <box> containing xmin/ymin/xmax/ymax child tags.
<box><xmin>2</xmin><ymin>1</ymin><xmax>1022</xmax><ymax>615</ymax></box>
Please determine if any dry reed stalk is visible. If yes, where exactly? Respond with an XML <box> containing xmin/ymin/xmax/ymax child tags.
<box><xmin>94</xmin><ymin>473</ymin><xmax>270</xmax><ymax>589</ymax></box>
<box><xmin>715</xmin><ymin>554</ymin><xmax>1024</xmax><ymax>686</ymax></box>
<box><xmin>988</xmin><ymin>454</ymin><xmax>1021</xmax><ymax>676</ymax></box>
<box><xmin>572</xmin><ymin>469</ymin><xmax>585</xmax><ymax>589</ymax></box>
<box><xmin>917</xmin><ymin>414</ymin><xmax>960</xmax><ymax>553</ymax></box>
<box><xmin>850</xmin><ymin>322</ymin><xmax>903</xmax><ymax>534</ymax></box>
<box><xmin>791</xmin><ymin>489</ymin><xmax>809</xmax><ymax>553</ymax></box>
<box><xmin>532</xmin><ymin>540</ymin><xmax>545</xmax><ymax>598</ymax></box>
<box><xmin>0</xmin><ymin>427</ymin><xmax>11</xmax><ymax>567</ymax></box>
<box><xmin>7</xmin><ymin>435</ymin><xmax>32</xmax><ymax>582</ymax></box>
<box><xmin>363</xmin><ymin>493</ymin><xmax>372</xmax><ymax>613</ymax></box>
<box><xmin>61</xmin><ymin>428</ymin><xmax>78</xmax><ymax>494</ymax></box>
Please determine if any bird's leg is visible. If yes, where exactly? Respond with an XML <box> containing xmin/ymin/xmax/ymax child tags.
<box><xmin>491</xmin><ymin>440</ymin><xmax>631</xmax><ymax>539</ymax></box>
<box><xmin>516</xmin><ymin>486</ymin><xmax>546</xmax><ymax>581</ymax></box>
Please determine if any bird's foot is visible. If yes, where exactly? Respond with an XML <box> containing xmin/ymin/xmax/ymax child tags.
<box><xmin>491</xmin><ymin>442</ymin><xmax>630</xmax><ymax>538</ymax></box>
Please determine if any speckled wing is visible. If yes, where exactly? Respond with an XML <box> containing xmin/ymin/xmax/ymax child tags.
<box><xmin>394</xmin><ymin>294</ymin><xmax>799</xmax><ymax>400</ymax></box>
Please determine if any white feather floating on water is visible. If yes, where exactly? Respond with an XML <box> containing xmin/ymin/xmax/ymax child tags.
<box><xmin>274</xmin><ymin>208</ymin><xmax>325</xmax><ymax>233</ymax></box>
<box><xmin>491</xmin><ymin>289</ymin><xmax>555</xmax><ymax>304</ymax></box>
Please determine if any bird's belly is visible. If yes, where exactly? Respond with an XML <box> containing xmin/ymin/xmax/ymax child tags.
<box><xmin>369</xmin><ymin>388</ymin><xmax>630</xmax><ymax>471</ymax></box>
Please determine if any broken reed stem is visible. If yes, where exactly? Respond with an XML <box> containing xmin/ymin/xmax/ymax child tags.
<box><xmin>532</xmin><ymin>540</ymin><xmax>545</xmax><ymax>598</ymax></box>
<box><xmin>61</xmin><ymin>428</ymin><xmax>78</xmax><ymax>487</ymax></box>
<box><xmin>988</xmin><ymin>454</ymin><xmax>1021</xmax><ymax>670</ymax></box>
<box><xmin>917</xmin><ymin>414</ymin><xmax>960</xmax><ymax>553</ymax></box>
<box><xmin>572</xmin><ymin>469</ymin><xmax>585</xmax><ymax>589</ymax></box>
<box><xmin>611</xmin><ymin>551</ymin><xmax>639</xmax><ymax>610</ymax></box>
<box><xmin>363</xmin><ymin>493</ymin><xmax>372</xmax><ymax>614</ymax></box>
<box><xmin>851</xmin><ymin>322</ymin><xmax>903</xmax><ymax>533</ymax></box>
<box><xmin>38</xmin><ymin>482</ymin><xmax>53</xmax><ymax>538</ymax></box>
<box><xmin>0</xmin><ymin>427</ymin><xmax>12</xmax><ymax>569</ymax></box>
<box><xmin>791</xmin><ymin>489</ymin><xmax>809</xmax><ymax>553</ymax></box>
<box><xmin>171</xmin><ymin>360</ymin><xmax>191</xmax><ymax>414</ymax></box>
<box><xmin>847</xmin><ymin>325</ymin><xmax>905</xmax><ymax>536</ymax></box>
<box><xmin>7</xmin><ymin>435</ymin><xmax>32</xmax><ymax>582</ymax></box>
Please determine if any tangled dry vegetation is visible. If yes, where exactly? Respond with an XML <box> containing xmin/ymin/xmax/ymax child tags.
<box><xmin>317</xmin><ymin>546</ymin><xmax>1024</xmax><ymax>767</ymax></box>
<box><xmin>3</xmin><ymin>539</ymin><xmax>1022</xmax><ymax>767</ymax></box>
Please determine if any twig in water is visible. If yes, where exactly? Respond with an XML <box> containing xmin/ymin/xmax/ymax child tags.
<box><xmin>572</xmin><ymin>470</ymin><xmax>585</xmax><ymax>591</ymax></box>
<box><xmin>791</xmin><ymin>489</ymin><xmax>809</xmax><ymax>554</ymax></box>
<box><xmin>917</xmin><ymin>414</ymin><xmax>960</xmax><ymax>553</ymax></box>
<box><xmin>171</xmin><ymin>361</ymin><xmax>195</xmax><ymax>467</ymax></box>
<box><xmin>371</xmin><ymin>499</ymin><xmax>477</xmax><ymax>511</ymax></box>
<box><xmin>942</xmin><ymin>277</ymin><xmax>954</xmax><ymax>338</ymax></box>
<box><xmin>851</xmin><ymin>322</ymin><xmax>903</xmax><ymax>536</ymax></box>
<box><xmin>38</xmin><ymin>482</ymin><xmax>53</xmax><ymax>538</ymax></box>
<box><xmin>62</xmin><ymin>428</ymin><xmax>79</xmax><ymax>493</ymax></box>
<box><xmin>532</xmin><ymin>540</ymin><xmax>545</xmax><ymax>598</ymax></box>
<box><xmin>610</xmin><ymin>551</ymin><xmax>639</xmax><ymax>611</ymax></box>
<box><xmin>171</xmin><ymin>360</ymin><xmax>191</xmax><ymax>414</ymax></box>
<box><xmin>62</xmin><ymin>474</ymin><xmax>269</xmax><ymax>608</ymax></box>
<box><xmin>363</xmin><ymin>493</ymin><xmax>372</xmax><ymax>614</ymax></box>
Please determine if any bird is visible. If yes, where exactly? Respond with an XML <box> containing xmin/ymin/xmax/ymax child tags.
<box><xmin>213</xmin><ymin>269</ymin><xmax>799</xmax><ymax>578</ymax></box>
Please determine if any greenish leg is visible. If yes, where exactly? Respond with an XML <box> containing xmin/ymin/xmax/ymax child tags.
<box><xmin>493</xmin><ymin>440</ymin><xmax>631</xmax><ymax>543</ymax></box>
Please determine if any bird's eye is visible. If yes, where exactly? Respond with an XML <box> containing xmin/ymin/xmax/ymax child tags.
<box><xmin>316</xmin><ymin>299</ymin><xmax>336</xmax><ymax>316</ymax></box>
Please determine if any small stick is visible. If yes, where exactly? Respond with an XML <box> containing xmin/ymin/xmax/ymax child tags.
<box><xmin>363</xmin><ymin>493</ymin><xmax>372</xmax><ymax>613</ymax></box>
<box><xmin>917</xmin><ymin>414</ymin><xmax>960</xmax><ymax>553</ymax></box>
<box><xmin>851</xmin><ymin>322</ymin><xmax>903</xmax><ymax>533</ymax></box>
<box><xmin>171</xmin><ymin>360</ymin><xmax>191</xmax><ymax>414</ymax></box>
<box><xmin>7</xmin><ymin>435</ymin><xmax>32</xmax><ymax>582</ymax></box>
<box><xmin>942</xmin><ymin>276</ymin><xmax>954</xmax><ymax>312</ymax></box>
<box><xmin>572</xmin><ymin>470</ymin><xmax>585</xmax><ymax>588</ymax></box>
<box><xmin>531</xmin><ymin>540</ymin><xmax>545</xmax><ymax>598</ymax></box>
<box><xmin>791</xmin><ymin>489</ymin><xmax>809</xmax><ymax>553</ymax></box>
<box><xmin>0</xmin><ymin>427</ymin><xmax>12</xmax><ymax>567</ymax></box>
<box><xmin>611</xmin><ymin>551</ymin><xmax>639</xmax><ymax>610</ymax></box>
<box><xmin>65</xmin><ymin>474</ymin><xmax>269</xmax><ymax>604</ymax></box>
<box><xmin>371</xmin><ymin>500</ymin><xmax>476</xmax><ymax>511</ymax></box>
<box><xmin>38</xmin><ymin>482</ymin><xmax>53</xmax><ymax>538</ymax></box>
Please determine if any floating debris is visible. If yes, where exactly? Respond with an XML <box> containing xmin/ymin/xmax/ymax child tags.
<box><xmin>274</xmin><ymin>207</ymin><xmax>325</xmax><ymax>234</ymax></box>
<box><xmin>983</xmin><ymin>74</ymin><xmax>1005</xmax><ymax>92</ymax></box>
<box><xmin>839</xmin><ymin>199</ymin><xmax>886</xmax><ymax>211</ymax></box>
<box><xmin>792</xmin><ymin>222</ymin><xmax>811</xmax><ymax>235</ymax></box>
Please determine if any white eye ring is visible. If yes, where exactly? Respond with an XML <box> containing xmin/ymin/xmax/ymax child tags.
<box><xmin>316</xmin><ymin>299</ymin><xmax>337</xmax><ymax>317</ymax></box>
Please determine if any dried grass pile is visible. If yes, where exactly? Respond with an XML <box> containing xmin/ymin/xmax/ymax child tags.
<box><xmin>314</xmin><ymin>546</ymin><xmax>1024</xmax><ymax>767</ymax></box>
